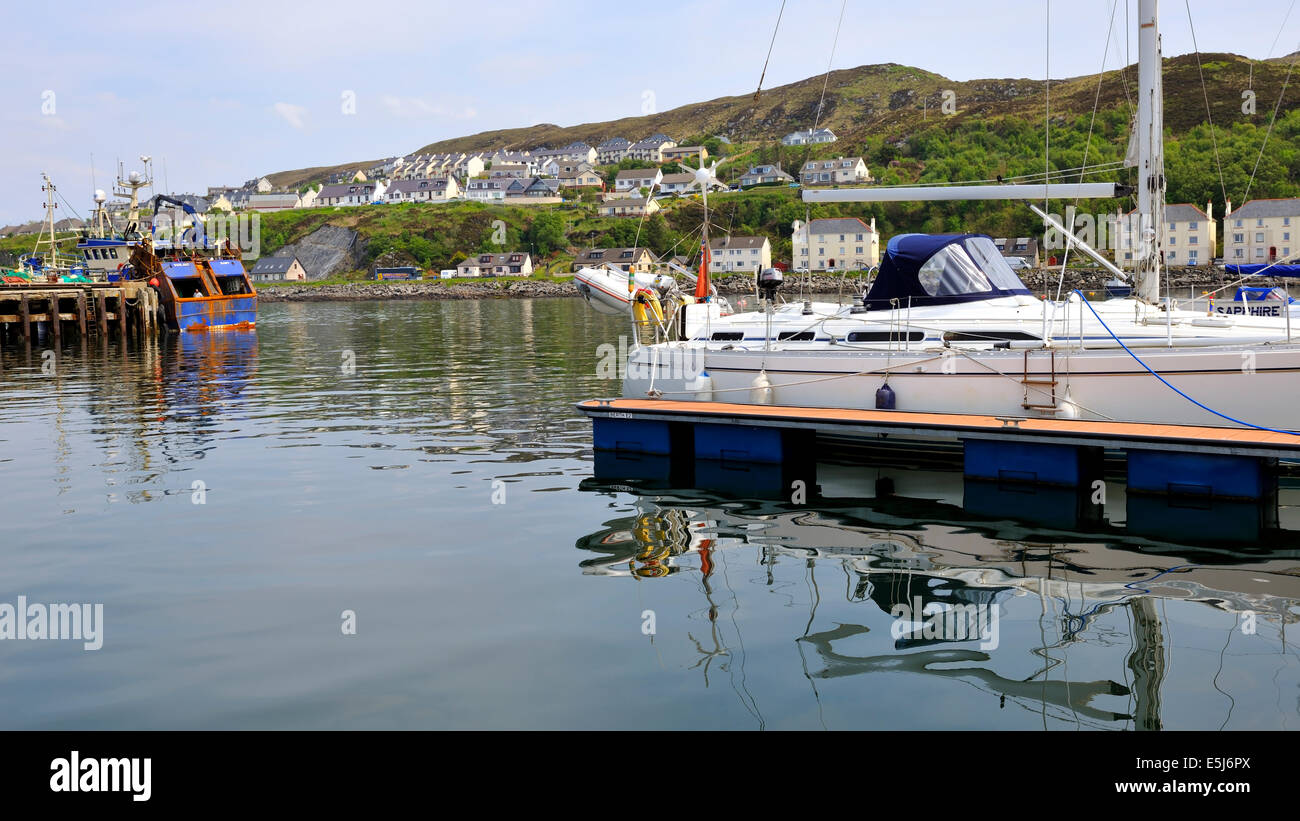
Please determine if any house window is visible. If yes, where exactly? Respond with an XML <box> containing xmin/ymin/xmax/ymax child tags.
<box><xmin>800</xmin><ymin>249</ymin><xmax>808</xmax><ymax>256</ymax></box>
<box><xmin>1286</xmin><ymin>217</ymin><xmax>1292</xmax><ymax>226</ymax></box>
<box><xmin>1256</xmin><ymin>233</ymin><xmax>1265</xmax><ymax>243</ymax></box>
<box><xmin>1256</xmin><ymin>248</ymin><xmax>1265</xmax><ymax>258</ymax></box>
<box><xmin>1169</xmin><ymin>222</ymin><xmax>1177</xmax><ymax>231</ymax></box>
<box><xmin>1258</xmin><ymin>219</ymin><xmax>1264</xmax><ymax>227</ymax></box>
<box><xmin>838</xmin><ymin>234</ymin><xmax>845</xmax><ymax>241</ymax></box>
<box><xmin>1168</xmin><ymin>251</ymin><xmax>1176</xmax><ymax>260</ymax></box>
<box><xmin>1189</xmin><ymin>221</ymin><xmax>1198</xmax><ymax>230</ymax></box>
<box><xmin>1236</xmin><ymin>219</ymin><xmax>1243</xmax><ymax>227</ymax></box>
<box><xmin>1234</xmin><ymin>249</ymin><xmax>1243</xmax><ymax>258</ymax></box>
<box><xmin>1188</xmin><ymin>250</ymin><xmax>1198</xmax><ymax>261</ymax></box>
<box><xmin>1188</xmin><ymin>236</ymin><xmax>1197</xmax><ymax>244</ymax></box>
<box><xmin>1286</xmin><ymin>247</ymin><xmax>1292</xmax><ymax>257</ymax></box>
<box><xmin>1169</xmin><ymin>237</ymin><xmax>1176</xmax><ymax>245</ymax></box>
<box><xmin>855</xmin><ymin>247</ymin><xmax>863</xmax><ymax>254</ymax></box>
<box><xmin>856</xmin><ymin>233</ymin><xmax>864</xmax><ymax>241</ymax></box>
<box><xmin>818</xmin><ymin>248</ymin><xmax>824</xmax><ymax>255</ymax></box>
<box><xmin>1234</xmin><ymin>233</ymin><xmax>1244</xmax><ymax>242</ymax></box>
<box><xmin>1286</xmin><ymin>232</ymin><xmax>1291</xmax><ymax>241</ymax></box>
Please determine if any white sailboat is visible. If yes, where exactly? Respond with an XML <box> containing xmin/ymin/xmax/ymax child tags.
<box><xmin>618</xmin><ymin>0</ymin><xmax>1300</xmax><ymax>432</ymax></box>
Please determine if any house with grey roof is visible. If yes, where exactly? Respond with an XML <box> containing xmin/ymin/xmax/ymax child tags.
<box><xmin>1222</xmin><ymin>198</ymin><xmax>1297</xmax><ymax>265</ymax></box>
<box><xmin>792</xmin><ymin>216</ymin><xmax>879</xmax><ymax>270</ymax></box>
<box><xmin>1114</xmin><ymin>201</ymin><xmax>1218</xmax><ymax>267</ymax></box>
<box><xmin>598</xmin><ymin>196</ymin><xmax>660</xmax><ymax>217</ymax></box>
<box><xmin>740</xmin><ymin>164</ymin><xmax>794</xmax><ymax>187</ymax></box>
<box><xmin>782</xmin><ymin>128</ymin><xmax>837</xmax><ymax>146</ymax></box>
<box><xmin>596</xmin><ymin>137</ymin><xmax>631</xmax><ymax>165</ymax></box>
<box><xmin>385</xmin><ymin>177</ymin><xmax>460</xmax><ymax>203</ymax></box>
<box><xmin>249</xmin><ymin>255</ymin><xmax>307</xmax><ymax>282</ymax></box>
<box><xmin>457</xmin><ymin>252</ymin><xmax>533</xmax><ymax>277</ymax></box>
<box><xmin>246</xmin><ymin>192</ymin><xmax>300</xmax><ymax>211</ymax></box>
<box><xmin>707</xmin><ymin>235</ymin><xmax>772</xmax><ymax>273</ymax></box>
<box><xmin>316</xmin><ymin>183</ymin><xmax>376</xmax><ymax>207</ymax></box>
<box><xmin>799</xmin><ymin>156</ymin><xmax>872</xmax><ymax>186</ymax></box>
<box><xmin>572</xmin><ymin>247</ymin><xmax>659</xmax><ymax>273</ymax></box>
<box><xmin>993</xmin><ymin>237</ymin><xmax>1040</xmax><ymax>268</ymax></box>
<box><xmin>614</xmin><ymin>169</ymin><xmax>660</xmax><ymax>193</ymax></box>
<box><xmin>627</xmin><ymin>134</ymin><xmax>677</xmax><ymax>162</ymax></box>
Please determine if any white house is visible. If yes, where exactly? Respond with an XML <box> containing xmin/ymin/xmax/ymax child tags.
<box><xmin>799</xmin><ymin>156</ymin><xmax>872</xmax><ymax>186</ymax></box>
<box><xmin>740</xmin><ymin>164</ymin><xmax>794</xmax><ymax>187</ymax></box>
<box><xmin>457</xmin><ymin>252</ymin><xmax>533</xmax><ymax>277</ymax></box>
<box><xmin>782</xmin><ymin>128</ymin><xmax>837</xmax><ymax>146</ymax></box>
<box><xmin>708</xmin><ymin>236</ymin><xmax>772</xmax><ymax>273</ymax></box>
<box><xmin>464</xmin><ymin>178</ymin><xmax>508</xmax><ymax>203</ymax></box>
<box><xmin>386</xmin><ymin>177</ymin><xmax>460</xmax><ymax>203</ymax></box>
<box><xmin>316</xmin><ymin>183</ymin><xmax>376</xmax><ymax>207</ymax></box>
<box><xmin>792</xmin><ymin>217</ymin><xmax>880</xmax><ymax>270</ymax></box>
<box><xmin>614</xmin><ymin>169</ymin><xmax>659</xmax><ymax>193</ymax></box>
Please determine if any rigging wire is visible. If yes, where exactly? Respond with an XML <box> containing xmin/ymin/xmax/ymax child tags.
<box><xmin>753</xmin><ymin>0</ymin><xmax>788</xmax><ymax>101</ymax></box>
<box><xmin>1057</xmin><ymin>0</ymin><xmax>1127</xmax><ymax>301</ymax></box>
<box><xmin>1184</xmin><ymin>0</ymin><xmax>1229</xmax><ymax>208</ymax></box>
<box><xmin>812</xmin><ymin>0</ymin><xmax>848</xmax><ymax>134</ymax></box>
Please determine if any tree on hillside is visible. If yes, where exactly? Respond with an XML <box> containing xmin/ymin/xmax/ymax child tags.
<box><xmin>527</xmin><ymin>211</ymin><xmax>566</xmax><ymax>256</ymax></box>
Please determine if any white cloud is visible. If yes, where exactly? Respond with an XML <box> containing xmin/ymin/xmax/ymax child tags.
<box><xmin>273</xmin><ymin>102</ymin><xmax>308</xmax><ymax>129</ymax></box>
<box><xmin>378</xmin><ymin>95</ymin><xmax>476</xmax><ymax>121</ymax></box>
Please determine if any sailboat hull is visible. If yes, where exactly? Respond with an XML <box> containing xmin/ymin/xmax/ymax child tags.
<box><xmin>623</xmin><ymin>343</ymin><xmax>1300</xmax><ymax>430</ymax></box>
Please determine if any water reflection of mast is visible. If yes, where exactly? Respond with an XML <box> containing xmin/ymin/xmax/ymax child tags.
<box><xmin>1127</xmin><ymin>597</ymin><xmax>1165</xmax><ymax>731</ymax></box>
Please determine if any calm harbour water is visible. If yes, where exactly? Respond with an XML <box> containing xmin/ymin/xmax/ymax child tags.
<box><xmin>1</xmin><ymin>296</ymin><xmax>1298</xmax><ymax>730</ymax></box>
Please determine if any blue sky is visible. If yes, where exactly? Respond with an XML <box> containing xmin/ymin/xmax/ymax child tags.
<box><xmin>1</xmin><ymin>0</ymin><xmax>1296</xmax><ymax>224</ymax></box>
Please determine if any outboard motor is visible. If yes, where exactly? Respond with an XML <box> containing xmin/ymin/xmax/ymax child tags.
<box><xmin>757</xmin><ymin>267</ymin><xmax>783</xmax><ymax>302</ymax></box>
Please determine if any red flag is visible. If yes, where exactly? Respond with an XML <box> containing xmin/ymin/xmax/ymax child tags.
<box><xmin>695</xmin><ymin>240</ymin><xmax>710</xmax><ymax>301</ymax></box>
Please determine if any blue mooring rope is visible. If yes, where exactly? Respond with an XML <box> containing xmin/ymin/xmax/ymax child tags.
<box><xmin>1071</xmin><ymin>290</ymin><xmax>1300</xmax><ymax>436</ymax></box>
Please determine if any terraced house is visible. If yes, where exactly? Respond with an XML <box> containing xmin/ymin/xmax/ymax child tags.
<box><xmin>1224</xmin><ymin>199</ymin><xmax>1296</xmax><ymax>265</ymax></box>
<box><xmin>627</xmin><ymin>134</ymin><xmax>677</xmax><ymax>162</ymax></box>
<box><xmin>596</xmin><ymin>137</ymin><xmax>631</xmax><ymax>164</ymax></box>
<box><xmin>1113</xmin><ymin>202</ymin><xmax>1217</xmax><ymax>267</ymax></box>
<box><xmin>316</xmin><ymin>183</ymin><xmax>376</xmax><ymax>207</ymax></box>
<box><xmin>792</xmin><ymin>217</ymin><xmax>880</xmax><ymax>270</ymax></box>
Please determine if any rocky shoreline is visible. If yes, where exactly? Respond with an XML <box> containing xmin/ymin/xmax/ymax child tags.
<box><xmin>257</xmin><ymin>267</ymin><xmax>1257</xmax><ymax>303</ymax></box>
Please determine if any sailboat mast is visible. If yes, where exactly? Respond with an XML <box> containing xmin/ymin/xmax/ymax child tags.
<box><xmin>1134</xmin><ymin>0</ymin><xmax>1166</xmax><ymax>304</ymax></box>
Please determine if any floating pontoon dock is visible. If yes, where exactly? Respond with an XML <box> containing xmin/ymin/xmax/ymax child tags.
<box><xmin>579</xmin><ymin>398</ymin><xmax>1300</xmax><ymax>538</ymax></box>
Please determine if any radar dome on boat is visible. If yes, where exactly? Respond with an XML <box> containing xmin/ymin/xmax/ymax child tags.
<box><xmin>94</xmin><ymin>189</ymin><xmax>106</xmax><ymax>203</ymax></box>
<box><xmin>863</xmin><ymin>233</ymin><xmax>1032</xmax><ymax>311</ymax></box>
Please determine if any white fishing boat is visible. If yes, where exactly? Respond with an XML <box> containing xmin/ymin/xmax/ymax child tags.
<box><xmin>617</xmin><ymin>0</ymin><xmax>1300</xmax><ymax>432</ymax></box>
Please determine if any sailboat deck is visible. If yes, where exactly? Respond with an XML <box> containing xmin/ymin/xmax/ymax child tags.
<box><xmin>577</xmin><ymin>398</ymin><xmax>1300</xmax><ymax>459</ymax></box>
